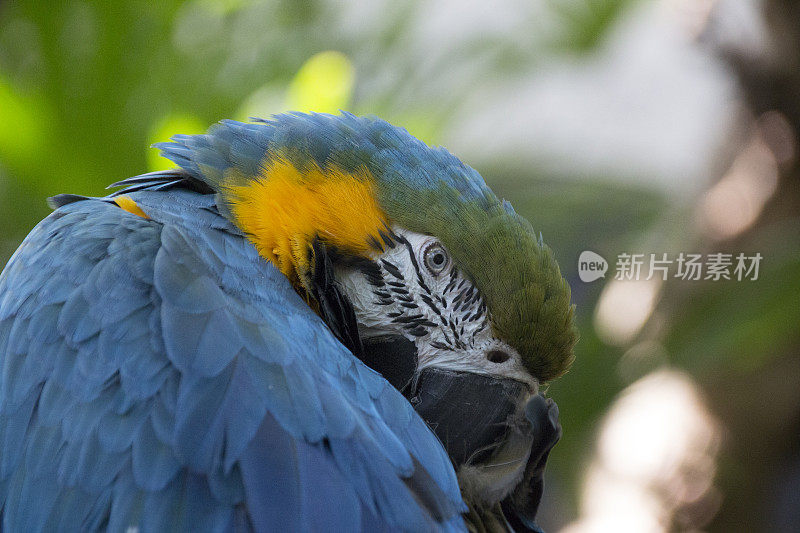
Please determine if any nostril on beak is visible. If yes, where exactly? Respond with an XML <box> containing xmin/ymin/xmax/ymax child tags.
<box><xmin>486</xmin><ymin>349</ymin><xmax>510</xmax><ymax>364</ymax></box>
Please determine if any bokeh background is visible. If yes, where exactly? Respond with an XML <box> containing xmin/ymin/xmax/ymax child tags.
<box><xmin>1</xmin><ymin>0</ymin><xmax>798</xmax><ymax>531</ymax></box>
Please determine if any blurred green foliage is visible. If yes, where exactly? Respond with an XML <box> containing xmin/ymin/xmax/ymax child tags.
<box><xmin>0</xmin><ymin>0</ymin><xmax>640</xmax><ymax>257</ymax></box>
<box><xmin>545</xmin><ymin>0</ymin><xmax>637</xmax><ymax>53</ymax></box>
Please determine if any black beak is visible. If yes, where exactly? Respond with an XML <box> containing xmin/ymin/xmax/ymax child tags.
<box><xmin>407</xmin><ymin>367</ymin><xmax>530</xmax><ymax>466</ymax></box>
<box><xmin>409</xmin><ymin>368</ymin><xmax>562</xmax><ymax>530</ymax></box>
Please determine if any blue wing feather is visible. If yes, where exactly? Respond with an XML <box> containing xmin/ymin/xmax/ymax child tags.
<box><xmin>0</xmin><ymin>188</ymin><xmax>465</xmax><ymax>531</ymax></box>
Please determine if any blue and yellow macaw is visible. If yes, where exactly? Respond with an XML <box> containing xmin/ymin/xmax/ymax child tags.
<box><xmin>0</xmin><ymin>112</ymin><xmax>576</xmax><ymax>532</ymax></box>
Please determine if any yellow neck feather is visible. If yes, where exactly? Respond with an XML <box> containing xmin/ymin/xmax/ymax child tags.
<box><xmin>223</xmin><ymin>156</ymin><xmax>388</xmax><ymax>288</ymax></box>
<box><xmin>114</xmin><ymin>196</ymin><xmax>149</xmax><ymax>218</ymax></box>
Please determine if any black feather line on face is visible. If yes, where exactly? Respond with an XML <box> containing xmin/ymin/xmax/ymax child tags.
<box><xmin>327</xmin><ymin>236</ymin><xmax>490</xmax><ymax>361</ymax></box>
<box><xmin>381</xmin><ymin>259</ymin><xmax>404</xmax><ymax>280</ymax></box>
<box><xmin>398</xmin><ymin>239</ymin><xmax>431</xmax><ymax>295</ymax></box>
<box><xmin>367</xmin><ymin>235</ymin><xmax>385</xmax><ymax>252</ymax></box>
<box><xmin>378</xmin><ymin>228</ymin><xmax>397</xmax><ymax>249</ymax></box>
<box><xmin>309</xmin><ymin>239</ymin><xmax>364</xmax><ymax>358</ymax></box>
<box><xmin>312</xmin><ymin>248</ymin><xmax>423</xmax><ymax>389</ymax></box>
<box><xmin>419</xmin><ymin>294</ymin><xmax>441</xmax><ymax>317</ymax></box>
<box><xmin>444</xmin><ymin>268</ymin><xmax>459</xmax><ymax>295</ymax></box>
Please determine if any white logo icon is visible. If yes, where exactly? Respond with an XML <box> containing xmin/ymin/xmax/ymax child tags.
<box><xmin>578</xmin><ymin>251</ymin><xmax>608</xmax><ymax>282</ymax></box>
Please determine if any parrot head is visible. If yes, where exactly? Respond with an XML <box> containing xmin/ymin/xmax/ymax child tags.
<box><xmin>155</xmin><ymin>112</ymin><xmax>577</xmax><ymax>506</ymax></box>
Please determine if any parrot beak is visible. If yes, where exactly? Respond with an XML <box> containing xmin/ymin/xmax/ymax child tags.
<box><xmin>408</xmin><ymin>367</ymin><xmax>562</xmax><ymax>510</ymax></box>
<box><xmin>407</xmin><ymin>367</ymin><xmax>531</xmax><ymax>466</ymax></box>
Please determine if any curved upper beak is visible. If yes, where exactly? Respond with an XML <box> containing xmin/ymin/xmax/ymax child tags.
<box><xmin>358</xmin><ymin>334</ymin><xmax>535</xmax><ymax>470</ymax></box>
<box><xmin>408</xmin><ymin>367</ymin><xmax>563</xmax><ymax>514</ymax></box>
<box><xmin>407</xmin><ymin>367</ymin><xmax>531</xmax><ymax>466</ymax></box>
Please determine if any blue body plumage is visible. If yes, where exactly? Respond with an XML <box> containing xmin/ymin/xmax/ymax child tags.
<box><xmin>0</xmin><ymin>187</ymin><xmax>465</xmax><ymax>531</ymax></box>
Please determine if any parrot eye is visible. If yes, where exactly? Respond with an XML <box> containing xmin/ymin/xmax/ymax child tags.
<box><xmin>422</xmin><ymin>242</ymin><xmax>450</xmax><ymax>275</ymax></box>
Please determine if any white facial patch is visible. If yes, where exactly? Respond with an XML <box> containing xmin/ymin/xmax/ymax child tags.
<box><xmin>335</xmin><ymin>228</ymin><xmax>536</xmax><ymax>389</ymax></box>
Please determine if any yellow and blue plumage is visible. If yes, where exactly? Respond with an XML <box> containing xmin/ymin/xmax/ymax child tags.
<box><xmin>0</xmin><ymin>112</ymin><xmax>576</xmax><ymax>532</ymax></box>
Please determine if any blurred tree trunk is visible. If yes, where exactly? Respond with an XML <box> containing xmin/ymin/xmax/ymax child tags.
<box><xmin>704</xmin><ymin>1</ymin><xmax>800</xmax><ymax>531</ymax></box>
